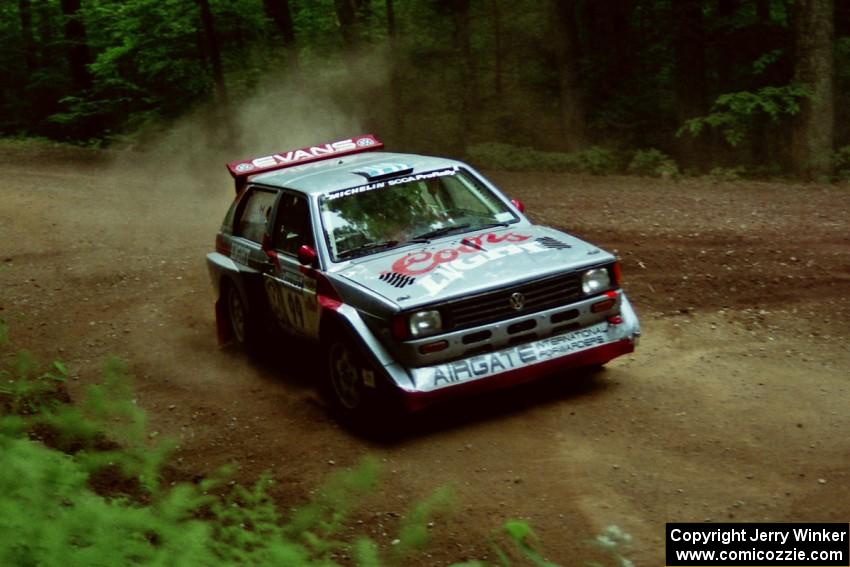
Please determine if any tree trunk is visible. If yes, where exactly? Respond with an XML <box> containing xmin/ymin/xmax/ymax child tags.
<box><xmin>263</xmin><ymin>0</ymin><xmax>301</xmax><ymax>85</ymax></box>
<box><xmin>551</xmin><ymin>0</ymin><xmax>585</xmax><ymax>150</ymax></box>
<box><xmin>755</xmin><ymin>0</ymin><xmax>770</xmax><ymax>22</ymax></box>
<box><xmin>385</xmin><ymin>0</ymin><xmax>403</xmax><ymax>140</ymax></box>
<box><xmin>59</xmin><ymin>0</ymin><xmax>93</xmax><ymax>91</ymax></box>
<box><xmin>715</xmin><ymin>0</ymin><xmax>738</xmax><ymax>92</ymax></box>
<box><xmin>672</xmin><ymin>0</ymin><xmax>708</xmax><ymax>168</ymax></box>
<box><xmin>584</xmin><ymin>0</ymin><xmax>632</xmax><ymax>103</ymax></box>
<box><xmin>490</xmin><ymin>0</ymin><xmax>503</xmax><ymax>97</ymax></box>
<box><xmin>792</xmin><ymin>0</ymin><xmax>835</xmax><ymax>178</ymax></box>
<box><xmin>19</xmin><ymin>0</ymin><xmax>38</xmax><ymax>73</ymax></box>
<box><xmin>197</xmin><ymin>0</ymin><xmax>228</xmax><ymax>108</ymax></box>
<box><xmin>197</xmin><ymin>0</ymin><xmax>236</xmax><ymax>147</ymax></box>
<box><xmin>334</xmin><ymin>0</ymin><xmax>359</xmax><ymax>47</ymax></box>
<box><xmin>452</xmin><ymin>0</ymin><xmax>476</xmax><ymax>148</ymax></box>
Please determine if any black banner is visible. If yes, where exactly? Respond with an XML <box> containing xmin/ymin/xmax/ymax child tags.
<box><xmin>666</xmin><ymin>523</ymin><xmax>849</xmax><ymax>566</ymax></box>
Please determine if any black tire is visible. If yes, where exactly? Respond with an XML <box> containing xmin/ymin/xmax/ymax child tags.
<box><xmin>225</xmin><ymin>283</ymin><xmax>259</xmax><ymax>349</ymax></box>
<box><xmin>323</xmin><ymin>329</ymin><xmax>404</xmax><ymax>432</ymax></box>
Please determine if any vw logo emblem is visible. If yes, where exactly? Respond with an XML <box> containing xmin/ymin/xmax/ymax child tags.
<box><xmin>509</xmin><ymin>292</ymin><xmax>525</xmax><ymax>311</ymax></box>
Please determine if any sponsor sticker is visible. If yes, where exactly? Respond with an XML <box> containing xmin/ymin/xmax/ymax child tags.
<box><xmin>413</xmin><ymin>322</ymin><xmax>611</xmax><ymax>390</ymax></box>
<box><xmin>230</xmin><ymin>242</ymin><xmax>251</xmax><ymax>265</ymax></box>
<box><xmin>323</xmin><ymin>167</ymin><xmax>457</xmax><ymax>201</ymax></box>
<box><xmin>227</xmin><ymin>135</ymin><xmax>382</xmax><ymax>178</ymax></box>
<box><xmin>391</xmin><ymin>232</ymin><xmax>532</xmax><ymax>277</ymax></box>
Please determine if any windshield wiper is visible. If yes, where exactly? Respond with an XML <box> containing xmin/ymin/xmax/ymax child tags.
<box><xmin>412</xmin><ymin>224</ymin><xmax>471</xmax><ymax>241</ymax></box>
<box><xmin>472</xmin><ymin>221</ymin><xmax>510</xmax><ymax>230</ymax></box>
<box><xmin>337</xmin><ymin>240</ymin><xmax>400</xmax><ymax>259</ymax></box>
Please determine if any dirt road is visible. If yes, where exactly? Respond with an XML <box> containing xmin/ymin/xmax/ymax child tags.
<box><xmin>1</xmin><ymin>142</ymin><xmax>848</xmax><ymax>564</ymax></box>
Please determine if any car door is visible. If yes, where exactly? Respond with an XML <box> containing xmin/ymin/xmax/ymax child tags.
<box><xmin>262</xmin><ymin>192</ymin><xmax>320</xmax><ymax>340</ymax></box>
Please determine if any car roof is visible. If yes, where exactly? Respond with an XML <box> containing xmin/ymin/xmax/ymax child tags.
<box><xmin>248</xmin><ymin>151</ymin><xmax>462</xmax><ymax>196</ymax></box>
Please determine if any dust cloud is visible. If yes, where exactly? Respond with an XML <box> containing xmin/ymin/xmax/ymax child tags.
<box><xmin>110</xmin><ymin>49</ymin><xmax>393</xmax><ymax>202</ymax></box>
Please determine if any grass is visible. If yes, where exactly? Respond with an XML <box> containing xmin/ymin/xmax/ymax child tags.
<box><xmin>0</xmin><ymin>319</ymin><xmax>633</xmax><ymax>565</ymax></box>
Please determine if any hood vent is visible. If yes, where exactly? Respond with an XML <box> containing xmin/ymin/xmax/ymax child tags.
<box><xmin>379</xmin><ymin>271</ymin><xmax>416</xmax><ymax>288</ymax></box>
<box><xmin>535</xmin><ymin>236</ymin><xmax>572</xmax><ymax>250</ymax></box>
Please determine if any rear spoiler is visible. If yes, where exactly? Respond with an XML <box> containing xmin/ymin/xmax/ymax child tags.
<box><xmin>226</xmin><ymin>134</ymin><xmax>384</xmax><ymax>193</ymax></box>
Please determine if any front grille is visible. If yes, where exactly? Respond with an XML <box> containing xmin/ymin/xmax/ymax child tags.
<box><xmin>444</xmin><ymin>272</ymin><xmax>583</xmax><ymax>330</ymax></box>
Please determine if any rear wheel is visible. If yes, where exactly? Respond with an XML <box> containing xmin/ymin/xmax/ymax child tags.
<box><xmin>227</xmin><ymin>286</ymin><xmax>247</xmax><ymax>344</ymax></box>
<box><xmin>224</xmin><ymin>284</ymin><xmax>258</xmax><ymax>350</ymax></box>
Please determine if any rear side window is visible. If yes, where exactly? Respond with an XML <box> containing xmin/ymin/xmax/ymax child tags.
<box><xmin>235</xmin><ymin>189</ymin><xmax>277</xmax><ymax>243</ymax></box>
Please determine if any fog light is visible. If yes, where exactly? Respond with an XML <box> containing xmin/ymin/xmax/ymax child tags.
<box><xmin>591</xmin><ymin>298</ymin><xmax>616</xmax><ymax>313</ymax></box>
<box><xmin>419</xmin><ymin>340</ymin><xmax>449</xmax><ymax>354</ymax></box>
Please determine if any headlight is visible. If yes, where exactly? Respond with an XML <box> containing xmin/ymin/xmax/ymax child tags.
<box><xmin>582</xmin><ymin>268</ymin><xmax>611</xmax><ymax>295</ymax></box>
<box><xmin>409</xmin><ymin>310</ymin><xmax>442</xmax><ymax>338</ymax></box>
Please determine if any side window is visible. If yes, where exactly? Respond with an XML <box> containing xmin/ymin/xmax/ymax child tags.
<box><xmin>273</xmin><ymin>193</ymin><xmax>314</xmax><ymax>255</ymax></box>
<box><xmin>221</xmin><ymin>199</ymin><xmax>238</xmax><ymax>233</ymax></box>
<box><xmin>235</xmin><ymin>189</ymin><xmax>277</xmax><ymax>243</ymax></box>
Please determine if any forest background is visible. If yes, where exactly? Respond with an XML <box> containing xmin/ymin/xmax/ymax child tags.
<box><xmin>1</xmin><ymin>0</ymin><xmax>847</xmax><ymax>179</ymax></box>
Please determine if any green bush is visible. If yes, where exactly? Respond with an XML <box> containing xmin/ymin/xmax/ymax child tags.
<box><xmin>466</xmin><ymin>143</ymin><xmax>620</xmax><ymax>175</ymax></box>
<box><xmin>0</xmin><ymin>320</ymin><xmax>633</xmax><ymax>565</ymax></box>
<box><xmin>627</xmin><ymin>149</ymin><xmax>680</xmax><ymax>178</ymax></box>
<box><xmin>678</xmin><ymin>84</ymin><xmax>811</xmax><ymax>147</ymax></box>
<box><xmin>707</xmin><ymin>166</ymin><xmax>747</xmax><ymax>182</ymax></box>
<box><xmin>834</xmin><ymin>146</ymin><xmax>850</xmax><ymax>181</ymax></box>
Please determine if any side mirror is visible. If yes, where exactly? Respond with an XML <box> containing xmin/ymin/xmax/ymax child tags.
<box><xmin>297</xmin><ymin>244</ymin><xmax>318</xmax><ymax>267</ymax></box>
<box><xmin>510</xmin><ymin>198</ymin><xmax>526</xmax><ymax>213</ymax></box>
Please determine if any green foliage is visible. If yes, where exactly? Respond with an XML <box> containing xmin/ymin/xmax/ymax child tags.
<box><xmin>0</xmin><ymin>351</ymin><xmax>67</xmax><ymax>415</ymax></box>
<box><xmin>833</xmin><ymin>146</ymin><xmax>850</xmax><ymax>181</ymax></box>
<box><xmin>679</xmin><ymin>84</ymin><xmax>812</xmax><ymax>147</ymax></box>
<box><xmin>627</xmin><ymin>149</ymin><xmax>679</xmax><ymax>178</ymax></box>
<box><xmin>0</xmin><ymin>436</ymin><xmax>218</xmax><ymax>566</ymax></box>
<box><xmin>392</xmin><ymin>486</ymin><xmax>454</xmax><ymax>558</ymax></box>
<box><xmin>752</xmin><ymin>49</ymin><xmax>784</xmax><ymax>76</ymax></box>
<box><xmin>0</xmin><ymin>324</ymin><xmax>637</xmax><ymax>565</ymax></box>
<box><xmin>467</xmin><ymin>143</ymin><xmax>620</xmax><ymax>175</ymax></box>
<box><xmin>707</xmin><ymin>166</ymin><xmax>747</xmax><ymax>183</ymax></box>
<box><xmin>0</xmin><ymin>332</ymin><xmax>510</xmax><ymax>565</ymax></box>
<box><xmin>495</xmin><ymin>520</ymin><xmax>558</xmax><ymax>567</ymax></box>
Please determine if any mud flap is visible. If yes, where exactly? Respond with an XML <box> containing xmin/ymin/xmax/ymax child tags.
<box><xmin>215</xmin><ymin>297</ymin><xmax>232</xmax><ymax>346</ymax></box>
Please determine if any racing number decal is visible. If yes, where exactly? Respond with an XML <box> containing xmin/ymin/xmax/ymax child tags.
<box><xmin>265</xmin><ymin>276</ymin><xmax>301</xmax><ymax>330</ymax></box>
<box><xmin>285</xmin><ymin>288</ymin><xmax>305</xmax><ymax>329</ymax></box>
<box><xmin>264</xmin><ymin>273</ymin><xmax>318</xmax><ymax>338</ymax></box>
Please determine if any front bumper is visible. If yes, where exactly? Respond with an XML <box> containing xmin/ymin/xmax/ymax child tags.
<box><xmin>382</xmin><ymin>295</ymin><xmax>640</xmax><ymax>412</ymax></box>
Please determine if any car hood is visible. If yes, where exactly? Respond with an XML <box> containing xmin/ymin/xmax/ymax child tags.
<box><xmin>334</xmin><ymin>225</ymin><xmax>615</xmax><ymax>308</ymax></box>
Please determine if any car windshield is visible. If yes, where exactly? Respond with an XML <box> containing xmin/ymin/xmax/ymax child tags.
<box><xmin>319</xmin><ymin>168</ymin><xmax>519</xmax><ymax>261</ymax></box>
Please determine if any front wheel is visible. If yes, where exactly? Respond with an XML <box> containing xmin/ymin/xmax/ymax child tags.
<box><xmin>323</xmin><ymin>332</ymin><xmax>403</xmax><ymax>431</ymax></box>
<box><xmin>328</xmin><ymin>339</ymin><xmax>367</xmax><ymax>411</ymax></box>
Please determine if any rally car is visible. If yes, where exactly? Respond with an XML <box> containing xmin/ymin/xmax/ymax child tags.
<box><xmin>206</xmin><ymin>135</ymin><xmax>640</xmax><ymax>422</ymax></box>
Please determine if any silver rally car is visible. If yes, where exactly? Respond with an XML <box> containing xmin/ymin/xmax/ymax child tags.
<box><xmin>207</xmin><ymin>135</ymin><xmax>640</xmax><ymax>421</ymax></box>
